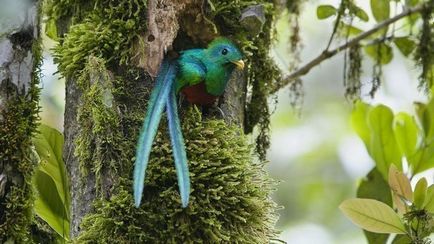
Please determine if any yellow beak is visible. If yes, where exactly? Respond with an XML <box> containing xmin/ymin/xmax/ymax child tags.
<box><xmin>231</xmin><ymin>60</ymin><xmax>245</xmax><ymax>70</ymax></box>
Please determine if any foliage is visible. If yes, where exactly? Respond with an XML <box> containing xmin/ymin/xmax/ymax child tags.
<box><xmin>315</xmin><ymin>0</ymin><xmax>434</xmax><ymax>98</ymax></box>
<box><xmin>32</xmin><ymin>124</ymin><xmax>70</xmax><ymax>240</ymax></box>
<box><xmin>341</xmin><ymin>165</ymin><xmax>434</xmax><ymax>243</ymax></box>
<box><xmin>342</xmin><ymin>89</ymin><xmax>434</xmax><ymax>242</ymax></box>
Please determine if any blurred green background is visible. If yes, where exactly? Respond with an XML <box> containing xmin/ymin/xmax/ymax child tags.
<box><xmin>39</xmin><ymin>1</ymin><xmax>427</xmax><ymax>243</ymax></box>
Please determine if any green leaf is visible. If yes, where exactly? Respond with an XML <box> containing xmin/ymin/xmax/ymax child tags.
<box><xmin>351</xmin><ymin>101</ymin><xmax>372</xmax><ymax>151</ymax></box>
<box><xmin>32</xmin><ymin>125</ymin><xmax>70</xmax><ymax>239</ymax></box>
<box><xmin>393</xmin><ymin>113</ymin><xmax>420</xmax><ymax>158</ymax></box>
<box><xmin>364</xmin><ymin>43</ymin><xmax>394</xmax><ymax>65</ymax></box>
<box><xmin>352</xmin><ymin>4</ymin><xmax>369</xmax><ymax>22</ymax></box>
<box><xmin>33</xmin><ymin>125</ymin><xmax>70</xmax><ymax>212</ymax></box>
<box><xmin>413</xmin><ymin>178</ymin><xmax>427</xmax><ymax>209</ymax></box>
<box><xmin>423</xmin><ymin>185</ymin><xmax>434</xmax><ymax>213</ymax></box>
<box><xmin>411</xmin><ymin>100</ymin><xmax>434</xmax><ymax>173</ymax></box>
<box><xmin>406</xmin><ymin>0</ymin><xmax>419</xmax><ymax>7</ymax></box>
<box><xmin>393</xmin><ymin>37</ymin><xmax>416</xmax><ymax>57</ymax></box>
<box><xmin>370</xmin><ymin>0</ymin><xmax>390</xmax><ymax>22</ymax></box>
<box><xmin>388</xmin><ymin>165</ymin><xmax>412</xmax><ymax>213</ymax></box>
<box><xmin>392</xmin><ymin>235</ymin><xmax>412</xmax><ymax>244</ymax></box>
<box><xmin>317</xmin><ymin>5</ymin><xmax>337</xmax><ymax>19</ymax></box>
<box><xmin>44</xmin><ymin>18</ymin><xmax>58</xmax><ymax>41</ymax></box>
<box><xmin>368</xmin><ymin>105</ymin><xmax>402</xmax><ymax>178</ymax></box>
<box><xmin>340</xmin><ymin>198</ymin><xmax>407</xmax><ymax>234</ymax></box>
<box><xmin>357</xmin><ymin>168</ymin><xmax>392</xmax><ymax>243</ymax></box>
<box><xmin>340</xmin><ymin>23</ymin><xmax>364</xmax><ymax>36</ymax></box>
<box><xmin>34</xmin><ymin>170</ymin><xmax>70</xmax><ymax>239</ymax></box>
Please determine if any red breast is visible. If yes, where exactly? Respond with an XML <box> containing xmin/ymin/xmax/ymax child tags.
<box><xmin>181</xmin><ymin>82</ymin><xmax>218</xmax><ymax>106</ymax></box>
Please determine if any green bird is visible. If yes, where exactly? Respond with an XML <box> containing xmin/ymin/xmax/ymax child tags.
<box><xmin>133</xmin><ymin>37</ymin><xmax>244</xmax><ymax>208</ymax></box>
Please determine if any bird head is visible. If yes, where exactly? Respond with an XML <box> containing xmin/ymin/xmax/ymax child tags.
<box><xmin>206</xmin><ymin>38</ymin><xmax>244</xmax><ymax>70</ymax></box>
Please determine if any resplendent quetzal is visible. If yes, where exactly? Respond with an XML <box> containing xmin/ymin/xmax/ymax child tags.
<box><xmin>133</xmin><ymin>38</ymin><xmax>244</xmax><ymax>208</ymax></box>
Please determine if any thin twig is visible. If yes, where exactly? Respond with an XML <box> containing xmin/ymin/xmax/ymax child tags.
<box><xmin>271</xmin><ymin>3</ymin><xmax>428</xmax><ymax>94</ymax></box>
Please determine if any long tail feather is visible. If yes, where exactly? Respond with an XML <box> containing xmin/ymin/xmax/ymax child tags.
<box><xmin>133</xmin><ymin>60</ymin><xmax>176</xmax><ymax>207</ymax></box>
<box><xmin>166</xmin><ymin>85</ymin><xmax>190</xmax><ymax>208</ymax></box>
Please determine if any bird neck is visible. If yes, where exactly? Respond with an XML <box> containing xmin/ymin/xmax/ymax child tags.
<box><xmin>204</xmin><ymin>63</ymin><xmax>234</xmax><ymax>96</ymax></box>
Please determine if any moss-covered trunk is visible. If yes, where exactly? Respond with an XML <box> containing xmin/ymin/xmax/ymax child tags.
<box><xmin>0</xmin><ymin>0</ymin><xmax>43</xmax><ymax>242</ymax></box>
<box><xmin>48</xmin><ymin>0</ymin><xmax>280</xmax><ymax>241</ymax></box>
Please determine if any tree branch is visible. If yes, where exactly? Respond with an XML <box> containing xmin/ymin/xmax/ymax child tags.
<box><xmin>271</xmin><ymin>3</ymin><xmax>427</xmax><ymax>94</ymax></box>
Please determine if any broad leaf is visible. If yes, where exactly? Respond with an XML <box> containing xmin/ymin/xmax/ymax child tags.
<box><xmin>411</xmin><ymin>101</ymin><xmax>434</xmax><ymax>173</ymax></box>
<box><xmin>357</xmin><ymin>168</ymin><xmax>392</xmax><ymax>243</ymax></box>
<box><xmin>393</xmin><ymin>113</ymin><xmax>419</xmax><ymax>158</ymax></box>
<box><xmin>350</xmin><ymin>3</ymin><xmax>369</xmax><ymax>22</ymax></box>
<box><xmin>44</xmin><ymin>18</ymin><xmax>58</xmax><ymax>41</ymax></box>
<box><xmin>392</xmin><ymin>235</ymin><xmax>412</xmax><ymax>244</ymax></box>
<box><xmin>364</xmin><ymin>43</ymin><xmax>393</xmax><ymax>65</ymax></box>
<box><xmin>394</xmin><ymin>37</ymin><xmax>416</xmax><ymax>57</ymax></box>
<box><xmin>317</xmin><ymin>5</ymin><xmax>336</xmax><ymax>19</ymax></box>
<box><xmin>413</xmin><ymin>178</ymin><xmax>427</xmax><ymax>209</ymax></box>
<box><xmin>34</xmin><ymin>170</ymin><xmax>70</xmax><ymax>239</ymax></box>
<box><xmin>406</xmin><ymin>0</ymin><xmax>419</xmax><ymax>7</ymax></box>
<box><xmin>33</xmin><ymin>125</ymin><xmax>70</xmax><ymax>212</ymax></box>
<box><xmin>340</xmin><ymin>23</ymin><xmax>364</xmax><ymax>36</ymax></box>
<box><xmin>370</xmin><ymin>0</ymin><xmax>390</xmax><ymax>22</ymax></box>
<box><xmin>388</xmin><ymin>165</ymin><xmax>412</xmax><ymax>213</ymax></box>
<box><xmin>32</xmin><ymin>125</ymin><xmax>70</xmax><ymax>239</ymax></box>
<box><xmin>368</xmin><ymin>105</ymin><xmax>402</xmax><ymax>178</ymax></box>
<box><xmin>340</xmin><ymin>198</ymin><xmax>406</xmax><ymax>234</ymax></box>
<box><xmin>423</xmin><ymin>185</ymin><xmax>434</xmax><ymax>213</ymax></box>
<box><xmin>351</xmin><ymin>101</ymin><xmax>371</xmax><ymax>152</ymax></box>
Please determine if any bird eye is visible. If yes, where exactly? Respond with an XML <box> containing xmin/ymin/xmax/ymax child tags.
<box><xmin>221</xmin><ymin>48</ymin><xmax>228</xmax><ymax>55</ymax></box>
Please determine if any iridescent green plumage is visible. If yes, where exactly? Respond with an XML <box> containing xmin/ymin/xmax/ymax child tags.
<box><xmin>134</xmin><ymin>38</ymin><xmax>243</xmax><ymax>208</ymax></box>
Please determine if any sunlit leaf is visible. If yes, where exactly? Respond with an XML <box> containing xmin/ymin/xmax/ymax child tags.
<box><xmin>393</xmin><ymin>113</ymin><xmax>420</xmax><ymax>158</ymax></box>
<box><xmin>392</xmin><ymin>235</ymin><xmax>412</xmax><ymax>244</ymax></box>
<box><xmin>44</xmin><ymin>18</ymin><xmax>58</xmax><ymax>41</ymax></box>
<box><xmin>423</xmin><ymin>185</ymin><xmax>434</xmax><ymax>213</ymax></box>
<box><xmin>33</xmin><ymin>125</ymin><xmax>70</xmax><ymax>212</ymax></box>
<box><xmin>340</xmin><ymin>198</ymin><xmax>406</xmax><ymax>234</ymax></box>
<box><xmin>32</xmin><ymin>125</ymin><xmax>70</xmax><ymax>239</ymax></box>
<box><xmin>364</xmin><ymin>43</ymin><xmax>394</xmax><ymax>65</ymax></box>
<box><xmin>316</xmin><ymin>5</ymin><xmax>336</xmax><ymax>19</ymax></box>
<box><xmin>388</xmin><ymin>164</ymin><xmax>412</xmax><ymax>213</ymax></box>
<box><xmin>351</xmin><ymin>101</ymin><xmax>371</xmax><ymax>151</ymax></box>
<box><xmin>340</xmin><ymin>23</ymin><xmax>364</xmax><ymax>36</ymax></box>
<box><xmin>368</xmin><ymin>105</ymin><xmax>402</xmax><ymax>177</ymax></box>
<box><xmin>357</xmin><ymin>168</ymin><xmax>392</xmax><ymax>243</ymax></box>
<box><xmin>393</xmin><ymin>37</ymin><xmax>416</xmax><ymax>57</ymax></box>
<box><xmin>370</xmin><ymin>0</ymin><xmax>390</xmax><ymax>22</ymax></box>
<box><xmin>406</xmin><ymin>0</ymin><xmax>419</xmax><ymax>7</ymax></box>
<box><xmin>413</xmin><ymin>178</ymin><xmax>427</xmax><ymax>209</ymax></box>
<box><xmin>34</xmin><ymin>170</ymin><xmax>69</xmax><ymax>239</ymax></box>
<box><xmin>351</xmin><ymin>4</ymin><xmax>369</xmax><ymax>22</ymax></box>
<box><xmin>411</xmin><ymin>101</ymin><xmax>434</xmax><ymax>173</ymax></box>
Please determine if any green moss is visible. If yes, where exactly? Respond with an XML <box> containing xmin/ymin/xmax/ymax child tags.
<box><xmin>77</xmin><ymin>108</ymin><xmax>278</xmax><ymax>243</ymax></box>
<box><xmin>207</xmin><ymin>0</ymin><xmax>282</xmax><ymax>160</ymax></box>
<box><xmin>49</xmin><ymin>0</ymin><xmax>148</xmax><ymax>78</ymax></box>
<box><xmin>75</xmin><ymin>56</ymin><xmax>130</xmax><ymax>193</ymax></box>
<box><xmin>0</xmin><ymin>37</ymin><xmax>42</xmax><ymax>243</ymax></box>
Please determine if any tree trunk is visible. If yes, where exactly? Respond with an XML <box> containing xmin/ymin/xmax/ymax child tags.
<box><xmin>0</xmin><ymin>0</ymin><xmax>43</xmax><ymax>242</ymax></box>
<box><xmin>49</xmin><ymin>0</ymin><xmax>279</xmax><ymax>241</ymax></box>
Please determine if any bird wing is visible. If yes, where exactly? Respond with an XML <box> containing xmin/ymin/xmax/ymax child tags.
<box><xmin>175</xmin><ymin>53</ymin><xmax>207</xmax><ymax>93</ymax></box>
<box><xmin>133</xmin><ymin>59</ymin><xmax>177</xmax><ymax>207</ymax></box>
<box><xmin>166</xmin><ymin>85</ymin><xmax>190</xmax><ymax>207</ymax></box>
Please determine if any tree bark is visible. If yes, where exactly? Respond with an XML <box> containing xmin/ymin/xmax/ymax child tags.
<box><xmin>0</xmin><ymin>0</ymin><xmax>41</xmax><ymax>242</ymax></box>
